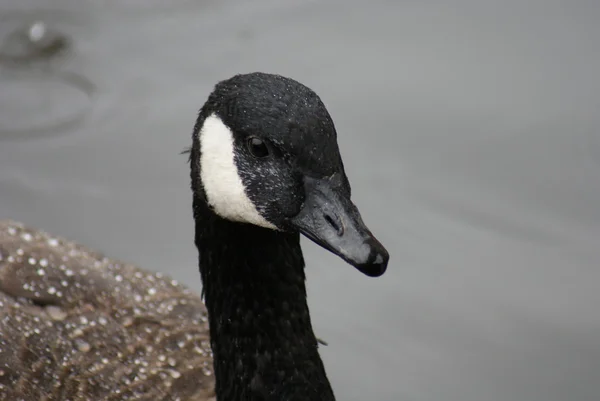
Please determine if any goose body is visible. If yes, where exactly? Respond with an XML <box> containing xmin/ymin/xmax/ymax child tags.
<box><xmin>0</xmin><ymin>221</ymin><xmax>215</xmax><ymax>400</ymax></box>
<box><xmin>0</xmin><ymin>72</ymin><xmax>389</xmax><ymax>401</ymax></box>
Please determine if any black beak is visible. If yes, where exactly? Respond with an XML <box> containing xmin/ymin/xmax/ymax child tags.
<box><xmin>290</xmin><ymin>176</ymin><xmax>389</xmax><ymax>277</ymax></box>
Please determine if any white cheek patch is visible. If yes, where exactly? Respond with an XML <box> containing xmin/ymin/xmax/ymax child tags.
<box><xmin>199</xmin><ymin>113</ymin><xmax>277</xmax><ymax>230</ymax></box>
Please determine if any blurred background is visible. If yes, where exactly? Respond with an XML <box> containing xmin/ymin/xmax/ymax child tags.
<box><xmin>1</xmin><ymin>0</ymin><xmax>599</xmax><ymax>400</ymax></box>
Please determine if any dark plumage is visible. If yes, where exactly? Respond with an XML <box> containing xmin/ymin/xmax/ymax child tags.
<box><xmin>0</xmin><ymin>72</ymin><xmax>389</xmax><ymax>401</ymax></box>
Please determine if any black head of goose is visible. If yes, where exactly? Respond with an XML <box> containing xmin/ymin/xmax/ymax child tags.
<box><xmin>189</xmin><ymin>72</ymin><xmax>388</xmax><ymax>400</ymax></box>
<box><xmin>0</xmin><ymin>72</ymin><xmax>389</xmax><ymax>401</ymax></box>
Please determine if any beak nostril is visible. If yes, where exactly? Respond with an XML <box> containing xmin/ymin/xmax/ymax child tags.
<box><xmin>324</xmin><ymin>213</ymin><xmax>344</xmax><ymax>236</ymax></box>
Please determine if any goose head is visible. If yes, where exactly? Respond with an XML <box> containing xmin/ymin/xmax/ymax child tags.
<box><xmin>190</xmin><ymin>72</ymin><xmax>389</xmax><ymax>277</ymax></box>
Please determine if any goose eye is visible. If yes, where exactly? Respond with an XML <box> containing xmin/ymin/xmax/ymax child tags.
<box><xmin>247</xmin><ymin>137</ymin><xmax>270</xmax><ymax>158</ymax></box>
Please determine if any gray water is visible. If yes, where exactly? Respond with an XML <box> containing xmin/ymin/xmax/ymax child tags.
<box><xmin>1</xmin><ymin>0</ymin><xmax>599</xmax><ymax>400</ymax></box>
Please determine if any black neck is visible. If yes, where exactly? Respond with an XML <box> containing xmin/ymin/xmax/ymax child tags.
<box><xmin>193</xmin><ymin>199</ymin><xmax>335</xmax><ymax>401</ymax></box>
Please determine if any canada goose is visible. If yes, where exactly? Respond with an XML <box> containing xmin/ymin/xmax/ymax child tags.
<box><xmin>0</xmin><ymin>72</ymin><xmax>389</xmax><ymax>401</ymax></box>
